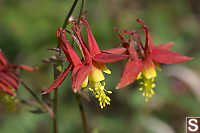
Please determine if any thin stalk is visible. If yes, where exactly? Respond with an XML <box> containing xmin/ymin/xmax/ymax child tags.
<box><xmin>62</xmin><ymin>0</ymin><xmax>79</xmax><ymax>29</ymax></box>
<box><xmin>76</xmin><ymin>94</ymin><xmax>88</xmax><ymax>133</ymax></box>
<box><xmin>53</xmin><ymin>63</ymin><xmax>61</xmax><ymax>133</ymax></box>
<box><xmin>21</xmin><ymin>81</ymin><xmax>54</xmax><ymax>117</ymax></box>
<box><xmin>52</xmin><ymin>0</ymin><xmax>80</xmax><ymax>133</ymax></box>
<box><xmin>77</xmin><ymin>0</ymin><xmax>85</xmax><ymax>24</ymax></box>
<box><xmin>21</xmin><ymin>81</ymin><xmax>41</xmax><ymax>103</ymax></box>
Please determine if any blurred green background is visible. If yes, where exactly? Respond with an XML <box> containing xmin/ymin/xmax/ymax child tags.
<box><xmin>0</xmin><ymin>0</ymin><xmax>200</xmax><ymax>133</ymax></box>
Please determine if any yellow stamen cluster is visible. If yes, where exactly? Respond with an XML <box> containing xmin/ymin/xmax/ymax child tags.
<box><xmin>88</xmin><ymin>81</ymin><xmax>112</xmax><ymax>109</ymax></box>
<box><xmin>0</xmin><ymin>91</ymin><xmax>18</xmax><ymax>111</ymax></box>
<box><xmin>137</xmin><ymin>69</ymin><xmax>156</xmax><ymax>101</ymax></box>
<box><xmin>81</xmin><ymin>64</ymin><xmax>112</xmax><ymax>109</ymax></box>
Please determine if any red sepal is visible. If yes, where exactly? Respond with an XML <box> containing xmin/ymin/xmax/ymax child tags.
<box><xmin>116</xmin><ymin>58</ymin><xmax>143</xmax><ymax>89</ymax></box>
<box><xmin>0</xmin><ymin>82</ymin><xmax>15</xmax><ymax>96</ymax></box>
<box><xmin>71</xmin><ymin>65</ymin><xmax>83</xmax><ymax>89</ymax></box>
<box><xmin>93</xmin><ymin>53</ymin><xmax>128</xmax><ymax>63</ymax></box>
<box><xmin>136</xmin><ymin>19</ymin><xmax>153</xmax><ymax>55</ymax></box>
<box><xmin>73</xmin><ymin>63</ymin><xmax>92</xmax><ymax>92</ymax></box>
<box><xmin>0</xmin><ymin>76</ymin><xmax>17</xmax><ymax>90</ymax></box>
<box><xmin>102</xmin><ymin>48</ymin><xmax>127</xmax><ymax>55</ymax></box>
<box><xmin>153</xmin><ymin>42</ymin><xmax>174</xmax><ymax>50</ymax></box>
<box><xmin>57</xmin><ymin>28</ymin><xmax>82</xmax><ymax>66</ymax></box>
<box><xmin>18</xmin><ymin>65</ymin><xmax>36</xmax><ymax>71</ymax></box>
<box><xmin>0</xmin><ymin>72</ymin><xmax>19</xmax><ymax>90</ymax></box>
<box><xmin>81</xmin><ymin>18</ymin><xmax>101</xmax><ymax>56</ymax></box>
<box><xmin>71</xmin><ymin>26</ymin><xmax>91</xmax><ymax>63</ymax></box>
<box><xmin>152</xmin><ymin>48</ymin><xmax>193</xmax><ymax>64</ymax></box>
<box><xmin>42</xmin><ymin>64</ymin><xmax>72</xmax><ymax>95</ymax></box>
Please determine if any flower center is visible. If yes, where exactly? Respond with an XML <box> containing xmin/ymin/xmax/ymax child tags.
<box><xmin>142</xmin><ymin>65</ymin><xmax>157</xmax><ymax>79</ymax></box>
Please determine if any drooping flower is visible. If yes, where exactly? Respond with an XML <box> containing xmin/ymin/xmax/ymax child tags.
<box><xmin>73</xmin><ymin>18</ymin><xmax>128</xmax><ymax>108</ymax></box>
<box><xmin>42</xmin><ymin>18</ymin><xmax>127</xmax><ymax>108</ymax></box>
<box><xmin>104</xmin><ymin>19</ymin><xmax>192</xmax><ymax>101</ymax></box>
<box><xmin>136</xmin><ymin>19</ymin><xmax>192</xmax><ymax>101</ymax></box>
<box><xmin>0</xmin><ymin>50</ymin><xmax>35</xmax><ymax>108</ymax></box>
<box><xmin>41</xmin><ymin>28</ymin><xmax>84</xmax><ymax>95</ymax></box>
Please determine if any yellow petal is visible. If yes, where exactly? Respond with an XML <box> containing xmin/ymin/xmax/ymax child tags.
<box><xmin>143</xmin><ymin>66</ymin><xmax>157</xmax><ymax>79</ymax></box>
<box><xmin>103</xmin><ymin>68</ymin><xmax>111</xmax><ymax>74</ymax></box>
<box><xmin>102</xmin><ymin>65</ymin><xmax>111</xmax><ymax>74</ymax></box>
<box><xmin>88</xmin><ymin>65</ymin><xmax>105</xmax><ymax>82</ymax></box>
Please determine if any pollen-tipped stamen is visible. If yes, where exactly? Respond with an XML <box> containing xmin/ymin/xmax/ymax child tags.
<box><xmin>88</xmin><ymin>81</ymin><xmax>112</xmax><ymax>109</ymax></box>
<box><xmin>80</xmin><ymin>65</ymin><xmax>112</xmax><ymax>109</ymax></box>
<box><xmin>137</xmin><ymin>72</ymin><xmax>156</xmax><ymax>101</ymax></box>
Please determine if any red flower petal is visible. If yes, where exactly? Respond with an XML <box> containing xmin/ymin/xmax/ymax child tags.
<box><xmin>147</xmin><ymin>33</ymin><xmax>154</xmax><ymax>49</ymax></box>
<box><xmin>128</xmin><ymin>40</ymin><xmax>139</xmax><ymax>59</ymax></box>
<box><xmin>6</xmin><ymin>72</ymin><xmax>19</xmax><ymax>83</ymax></box>
<box><xmin>113</xmin><ymin>28</ymin><xmax>127</xmax><ymax>42</ymax></box>
<box><xmin>153</xmin><ymin>42</ymin><xmax>174</xmax><ymax>50</ymax></box>
<box><xmin>136</xmin><ymin>19</ymin><xmax>153</xmax><ymax>55</ymax></box>
<box><xmin>81</xmin><ymin>18</ymin><xmax>100</xmax><ymax>56</ymax></box>
<box><xmin>116</xmin><ymin>58</ymin><xmax>143</xmax><ymax>89</ymax></box>
<box><xmin>103</xmin><ymin>48</ymin><xmax>127</xmax><ymax>55</ymax></box>
<box><xmin>18</xmin><ymin>65</ymin><xmax>36</xmax><ymax>71</ymax></box>
<box><xmin>57</xmin><ymin>29</ymin><xmax>82</xmax><ymax>66</ymax></box>
<box><xmin>132</xmin><ymin>32</ymin><xmax>144</xmax><ymax>50</ymax></box>
<box><xmin>0</xmin><ymin>76</ymin><xmax>17</xmax><ymax>90</ymax></box>
<box><xmin>93</xmin><ymin>53</ymin><xmax>128</xmax><ymax>63</ymax></box>
<box><xmin>0</xmin><ymin>72</ymin><xmax>19</xmax><ymax>90</ymax></box>
<box><xmin>71</xmin><ymin>65</ymin><xmax>82</xmax><ymax>89</ymax></box>
<box><xmin>71</xmin><ymin>26</ymin><xmax>91</xmax><ymax>63</ymax></box>
<box><xmin>73</xmin><ymin>63</ymin><xmax>92</xmax><ymax>93</ymax></box>
<box><xmin>152</xmin><ymin>48</ymin><xmax>193</xmax><ymax>64</ymax></box>
<box><xmin>42</xmin><ymin>64</ymin><xmax>72</xmax><ymax>95</ymax></box>
<box><xmin>56</xmin><ymin>29</ymin><xmax>72</xmax><ymax>62</ymax></box>
<box><xmin>4</xmin><ymin>64</ymin><xmax>35</xmax><ymax>71</ymax></box>
<box><xmin>0</xmin><ymin>82</ymin><xmax>15</xmax><ymax>96</ymax></box>
<box><xmin>0</xmin><ymin>50</ymin><xmax>9</xmax><ymax>65</ymax></box>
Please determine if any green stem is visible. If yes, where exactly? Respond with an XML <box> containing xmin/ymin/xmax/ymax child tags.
<box><xmin>21</xmin><ymin>81</ymin><xmax>54</xmax><ymax>117</ymax></box>
<box><xmin>77</xmin><ymin>0</ymin><xmax>85</xmax><ymax>24</ymax></box>
<box><xmin>21</xmin><ymin>81</ymin><xmax>41</xmax><ymax>103</ymax></box>
<box><xmin>62</xmin><ymin>0</ymin><xmax>79</xmax><ymax>29</ymax></box>
<box><xmin>53</xmin><ymin>88</ymin><xmax>58</xmax><ymax>133</ymax></box>
<box><xmin>76</xmin><ymin>94</ymin><xmax>88</xmax><ymax>133</ymax></box>
<box><xmin>53</xmin><ymin>63</ymin><xmax>60</xmax><ymax>133</ymax></box>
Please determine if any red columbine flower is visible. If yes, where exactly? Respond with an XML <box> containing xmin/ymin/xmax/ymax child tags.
<box><xmin>135</xmin><ymin>19</ymin><xmax>192</xmax><ymax>101</ymax></box>
<box><xmin>105</xmin><ymin>19</ymin><xmax>192</xmax><ymax>101</ymax></box>
<box><xmin>72</xmin><ymin>18</ymin><xmax>127</xmax><ymax>108</ymax></box>
<box><xmin>43</xmin><ymin>18</ymin><xmax>127</xmax><ymax>108</ymax></box>
<box><xmin>42</xmin><ymin>28</ymin><xmax>84</xmax><ymax>95</ymax></box>
<box><xmin>0</xmin><ymin>49</ymin><xmax>35</xmax><ymax>106</ymax></box>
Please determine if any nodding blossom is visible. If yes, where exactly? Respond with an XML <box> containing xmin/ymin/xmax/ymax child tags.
<box><xmin>0</xmin><ymin>50</ymin><xmax>35</xmax><ymax>108</ymax></box>
<box><xmin>104</xmin><ymin>19</ymin><xmax>192</xmax><ymax>101</ymax></box>
<box><xmin>43</xmin><ymin>18</ymin><xmax>127</xmax><ymax>108</ymax></box>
